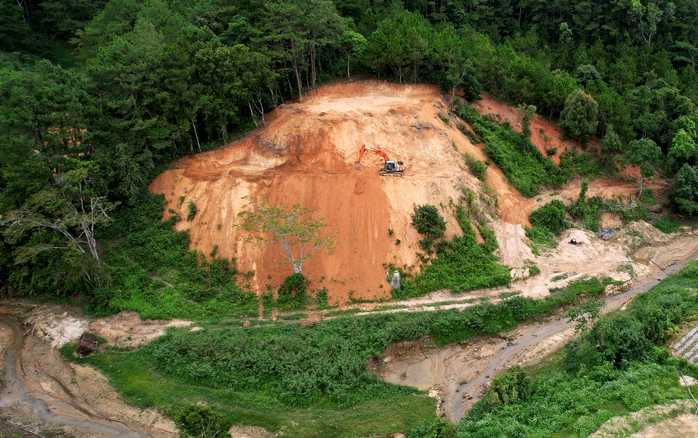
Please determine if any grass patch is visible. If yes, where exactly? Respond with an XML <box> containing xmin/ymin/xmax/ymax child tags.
<box><xmin>525</xmin><ymin>225</ymin><xmax>558</xmax><ymax>254</ymax></box>
<box><xmin>498</xmin><ymin>291</ymin><xmax>521</xmax><ymax>299</ymax></box>
<box><xmin>552</xmin><ymin>273</ymin><xmax>571</xmax><ymax>282</ymax></box>
<box><xmin>653</xmin><ymin>216</ymin><xmax>682</xmax><ymax>234</ymax></box>
<box><xmin>68</xmin><ymin>345</ymin><xmax>435</xmax><ymax>438</ymax></box>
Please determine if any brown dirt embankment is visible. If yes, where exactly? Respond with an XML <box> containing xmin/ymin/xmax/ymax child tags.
<box><xmin>150</xmin><ymin>82</ymin><xmax>532</xmax><ymax>303</ymax></box>
<box><xmin>0</xmin><ymin>303</ymin><xmax>180</xmax><ymax>438</ymax></box>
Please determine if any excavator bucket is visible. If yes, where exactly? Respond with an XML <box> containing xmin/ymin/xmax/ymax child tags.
<box><xmin>355</xmin><ymin>163</ymin><xmax>362</xmax><ymax>171</ymax></box>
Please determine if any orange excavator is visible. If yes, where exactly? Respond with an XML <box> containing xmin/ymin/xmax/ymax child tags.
<box><xmin>354</xmin><ymin>144</ymin><xmax>406</xmax><ymax>177</ymax></box>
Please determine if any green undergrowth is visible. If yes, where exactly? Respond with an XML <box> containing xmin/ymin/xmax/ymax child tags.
<box><xmin>525</xmin><ymin>226</ymin><xmax>558</xmax><ymax>255</ymax></box>
<box><xmin>457</xmin><ymin>260</ymin><xmax>698</xmax><ymax>438</ymax></box>
<box><xmin>395</xmin><ymin>205</ymin><xmax>510</xmax><ymax>299</ymax></box>
<box><xmin>64</xmin><ymin>277</ymin><xmax>606</xmax><ymax>437</ymax></box>
<box><xmin>653</xmin><ymin>215</ymin><xmax>683</xmax><ymax>234</ymax></box>
<box><xmin>62</xmin><ymin>343</ymin><xmax>434</xmax><ymax>438</ymax></box>
<box><xmin>453</xmin><ymin>101</ymin><xmax>603</xmax><ymax>198</ymax></box>
<box><xmin>91</xmin><ymin>193</ymin><xmax>258</xmax><ymax>319</ymax></box>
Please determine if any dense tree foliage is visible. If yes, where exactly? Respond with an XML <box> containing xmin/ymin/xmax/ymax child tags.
<box><xmin>559</xmin><ymin>89</ymin><xmax>599</xmax><ymax>143</ymax></box>
<box><xmin>4</xmin><ymin>0</ymin><xmax>698</xmax><ymax>300</ymax></box>
<box><xmin>528</xmin><ymin>200</ymin><xmax>568</xmax><ymax>235</ymax></box>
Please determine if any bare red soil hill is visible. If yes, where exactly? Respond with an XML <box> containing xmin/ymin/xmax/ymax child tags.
<box><xmin>149</xmin><ymin>81</ymin><xmax>665</xmax><ymax>304</ymax></box>
<box><xmin>151</xmin><ymin>82</ymin><xmax>534</xmax><ymax>302</ymax></box>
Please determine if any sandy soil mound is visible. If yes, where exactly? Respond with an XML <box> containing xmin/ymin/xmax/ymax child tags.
<box><xmin>228</xmin><ymin>425</ymin><xmax>274</xmax><ymax>438</ymax></box>
<box><xmin>20</xmin><ymin>304</ymin><xmax>192</xmax><ymax>349</ymax></box>
<box><xmin>25</xmin><ymin>307</ymin><xmax>89</xmax><ymax>349</ymax></box>
<box><xmin>150</xmin><ymin>81</ymin><xmax>531</xmax><ymax>302</ymax></box>
<box><xmin>90</xmin><ymin>310</ymin><xmax>192</xmax><ymax>348</ymax></box>
<box><xmin>591</xmin><ymin>401</ymin><xmax>698</xmax><ymax>438</ymax></box>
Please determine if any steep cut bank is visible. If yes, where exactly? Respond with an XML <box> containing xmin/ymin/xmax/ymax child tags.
<box><xmin>150</xmin><ymin>81</ymin><xmax>529</xmax><ymax>302</ymax></box>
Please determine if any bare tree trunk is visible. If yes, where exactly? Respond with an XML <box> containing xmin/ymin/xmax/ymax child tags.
<box><xmin>248</xmin><ymin>101</ymin><xmax>259</xmax><ymax>127</ymax></box>
<box><xmin>190</xmin><ymin>120</ymin><xmax>201</xmax><ymax>152</ymax></box>
<box><xmin>310</xmin><ymin>35</ymin><xmax>317</xmax><ymax>86</ymax></box>
<box><xmin>255</xmin><ymin>98</ymin><xmax>266</xmax><ymax>125</ymax></box>
<box><xmin>286</xmin><ymin>75</ymin><xmax>294</xmax><ymax>97</ymax></box>
<box><xmin>291</xmin><ymin>45</ymin><xmax>303</xmax><ymax>99</ymax></box>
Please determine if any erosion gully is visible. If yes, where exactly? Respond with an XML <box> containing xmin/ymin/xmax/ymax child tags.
<box><xmin>0</xmin><ymin>315</ymin><xmax>150</xmax><ymax>438</ymax></box>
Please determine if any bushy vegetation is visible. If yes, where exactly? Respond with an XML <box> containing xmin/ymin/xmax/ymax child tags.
<box><xmin>529</xmin><ymin>200</ymin><xmax>568</xmax><ymax>235</ymax></box>
<box><xmin>464</xmin><ymin>153</ymin><xmax>488</xmax><ymax>181</ymax></box>
<box><xmin>276</xmin><ymin>273</ymin><xmax>310</xmax><ymax>311</ymax></box>
<box><xmin>176</xmin><ymin>404</ymin><xmax>230</xmax><ymax>438</ymax></box>
<box><xmin>459</xmin><ymin>261</ymin><xmax>698</xmax><ymax>437</ymax></box>
<box><xmin>91</xmin><ymin>194</ymin><xmax>258</xmax><ymax>319</ymax></box>
<box><xmin>454</xmin><ymin>102</ymin><xmax>563</xmax><ymax>197</ymax></box>
<box><xmin>653</xmin><ymin>215</ymin><xmax>682</xmax><ymax>234</ymax></box>
<box><xmin>67</xmin><ymin>277</ymin><xmax>606</xmax><ymax>435</ymax></box>
<box><xmin>407</xmin><ymin>206</ymin><xmax>510</xmax><ymax>297</ymax></box>
<box><xmin>411</xmin><ymin>204</ymin><xmax>447</xmax><ymax>252</ymax></box>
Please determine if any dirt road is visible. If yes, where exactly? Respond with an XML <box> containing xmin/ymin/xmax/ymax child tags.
<box><xmin>446</xmin><ymin>250</ymin><xmax>698</xmax><ymax>422</ymax></box>
<box><xmin>377</xmin><ymin>245</ymin><xmax>698</xmax><ymax>424</ymax></box>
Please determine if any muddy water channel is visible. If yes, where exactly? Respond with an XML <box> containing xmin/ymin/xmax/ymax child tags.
<box><xmin>380</xmin><ymin>337</ymin><xmax>508</xmax><ymax>421</ymax></box>
<box><xmin>0</xmin><ymin>314</ymin><xmax>172</xmax><ymax>437</ymax></box>
<box><xmin>378</xmin><ymin>250</ymin><xmax>698</xmax><ymax>423</ymax></box>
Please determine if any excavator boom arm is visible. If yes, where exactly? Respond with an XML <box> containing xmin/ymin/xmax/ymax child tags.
<box><xmin>355</xmin><ymin>144</ymin><xmax>391</xmax><ymax>165</ymax></box>
<box><xmin>354</xmin><ymin>143</ymin><xmax>404</xmax><ymax>176</ymax></box>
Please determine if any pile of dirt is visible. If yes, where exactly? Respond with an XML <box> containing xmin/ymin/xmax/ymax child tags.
<box><xmin>150</xmin><ymin>81</ymin><xmax>532</xmax><ymax>302</ymax></box>
<box><xmin>228</xmin><ymin>425</ymin><xmax>274</xmax><ymax>438</ymax></box>
<box><xmin>89</xmin><ymin>310</ymin><xmax>192</xmax><ymax>348</ymax></box>
<box><xmin>591</xmin><ymin>401</ymin><xmax>698</xmax><ymax>438</ymax></box>
<box><xmin>21</xmin><ymin>305</ymin><xmax>192</xmax><ymax>349</ymax></box>
<box><xmin>25</xmin><ymin>307</ymin><xmax>88</xmax><ymax>348</ymax></box>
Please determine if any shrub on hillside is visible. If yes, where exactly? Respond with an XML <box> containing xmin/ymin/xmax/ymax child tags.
<box><xmin>411</xmin><ymin>205</ymin><xmax>446</xmax><ymax>239</ymax></box>
<box><xmin>277</xmin><ymin>273</ymin><xmax>309</xmax><ymax>310</ymax></box>
<box><xmin>465</xmin><ymin>153</ymin><xmax>488</xmax><ymax>181</ymax></box>
<box><xmin>528</xmin><ymin>200</ymin><xmax>568</xmax><ymax>235</ymax></box>
<box><xmin>176</xmin><ymin>404</ymin><xmax>229</xmax><ymax>438</ymax></box>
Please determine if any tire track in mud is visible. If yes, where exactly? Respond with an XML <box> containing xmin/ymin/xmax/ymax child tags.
<box><xmin>0</xmin><ymin>316</ymin><xmax>151</xmax><ymax>438</ymax></box>
<box><xmin>448</xmin><ymin>251</ymin><xmax>698</xmax><ymax>423</ymax></box>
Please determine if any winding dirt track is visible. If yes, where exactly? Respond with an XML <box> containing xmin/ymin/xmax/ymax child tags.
<box><xmin>0</xmin><ymin>316</ymin><xmax>152</xmax><ymax>437</ymax></box>
<box><xmin>447</xmin><ymin>249</ymin><xmax>698</xmax><ymax>422</ymax></box>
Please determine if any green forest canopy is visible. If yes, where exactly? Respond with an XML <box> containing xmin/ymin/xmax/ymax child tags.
<box><xmin>3</xmin><ymin>0</ymin><xmax>698</xmax><ymax>300</ymax></box>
